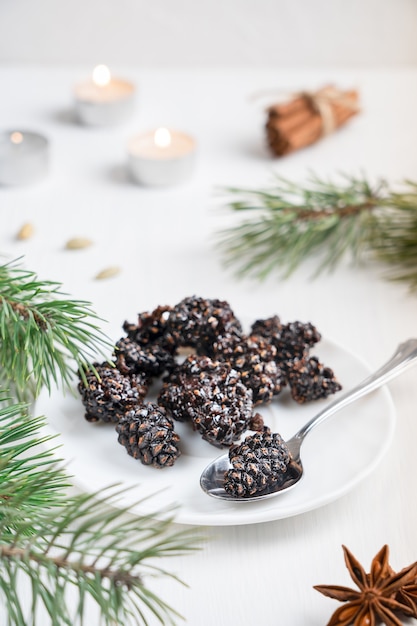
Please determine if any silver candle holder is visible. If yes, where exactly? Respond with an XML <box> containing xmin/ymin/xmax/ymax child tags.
<box><xmin>128</xmin><ymin>127</ymin><xmax>196</xmax><ymax>187</ymax></box>
<box><xmin>74</xmin><ymin>65</ymin><xmax>135</xmax><ymax>126</ymax></box>
<box><xmin>0</xmin><ymin>130</ymin><xmax>49</xmax><ymax>186</ymax></box>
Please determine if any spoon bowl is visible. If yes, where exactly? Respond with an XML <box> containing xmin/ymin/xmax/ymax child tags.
<box><xmin>200</xmin><ymin>339</ymin><xmax>417</xmax><ymax>502</ymax></box>
<box><xmin>200</xmin><ymin>449</ymin><xmax>303</xmax><ymax>502</ymax></box>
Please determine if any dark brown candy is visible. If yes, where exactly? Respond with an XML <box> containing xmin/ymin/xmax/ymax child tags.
<box><xmin>252</xmin><ymin>318</ymin><xmax>321</xmax><ymax>374</ymax></box>
<box><xmin>116</xmin><ymin>403</ymin><xmax>181</xmax><ymax>468</ymax></box>
<box><xmin>167</xmin><ymin>295</ymin><xmax>243</xmax><ymax>356</ymax></box>
<box><xmin>288</xmin><ymin>356</ymin><xmax>342</xmax><ymax>404</ymax></box>
<box><xmin>158</xmin><ymin>355</ymin><xmax>231</xmax><ymax>422</ymax></box>
<box><xmin>78</xmin><ymin>362</ymin><xmax>148</xmax><ymax>423</ymax></box>
<box><xmin>250</xmin><ymin>315</ymin><xmax>283</xmax><ymax>338</ymax></box>
<box><xmin>158</xmin><ymin>355</ymin><xmax>259</xmax><ymax>447</ymax></box>
<box><xmin>78</xmin><ymin>297</ymin><xmax>343</xmax><ymax>472</ymax></box>
<box><xmin>123</xmin><ymin>305</ymin><xmax>177</xmax><ymax>354</ymax></box>
<box><xmin>282</xmin><ymin>321</ymin><xmax>322</xmax><ymax>348</ymax></box>
<box><xmin>115</xmin><ymin>336</ymin><xmax>175</xmax><ymax>378</ymax></box>
<box><xmin>213</xmin><ymin>334</ymin><xmax>286</xmax><ymax>405</ymax></box>
<box><xmin>224</xmin><ymin>430</ymin><xmax>291</xmax><ymax>497</ymax></box>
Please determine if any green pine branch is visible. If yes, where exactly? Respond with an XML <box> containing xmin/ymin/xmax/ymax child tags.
<box><xmin>0</xmin><ymin>396</ymin><xmax>200</xmax><ymax>626</ymax></box>
<box><xmin>0</xmin><ymin>259</ymin><xmax>112</xmax><ymax>401</ymax></box>
<box><xmin>0</xmin><ymin>394</ymin><xmax>69</xmax><ymax>538</ymax></box>
<box><xmin>0</xmin><ymin>260</ymin><xmax>201</xmax><ymax>625</ymax></box>
<box><xmin>216</xmin><ymin>173</ymin><xmax>417</xmax><ymax>288</ymax></box>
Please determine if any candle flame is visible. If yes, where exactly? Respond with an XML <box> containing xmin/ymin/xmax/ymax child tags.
<box><xmin>92</xmin><ymin>65</ymin><xmax>111</xmax><ymax>87</ymax></box>
<box><xmin>154</xmin><ymin>128</ymin><xmax>171</xmax><ymax>148</ymax></box>
<box><xmin>10</xmin><ymin>132</ymin><xmax>23</xmax><ymax>145</ymax></box>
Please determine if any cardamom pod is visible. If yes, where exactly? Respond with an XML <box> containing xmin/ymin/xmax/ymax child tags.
<box><xmin>95</xmin><ymin>266</ymin><xmax>121</xmax><ymax>280</ymax></box>
<box><xmin>16</xmin><ymin>223</ymin><xmax>34</xmax><ymax>240</ymax></box>
<box><xmin>65</xmin><ymin>237</ymin><xmax>93</xmax><ymax>250</ymax></box>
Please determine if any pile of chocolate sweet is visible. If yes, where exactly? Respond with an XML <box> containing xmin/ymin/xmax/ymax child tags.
<box><xmin>78</xmin><ymin>296</ymin><xmax>341</xmax><ymax>492</ymax></box>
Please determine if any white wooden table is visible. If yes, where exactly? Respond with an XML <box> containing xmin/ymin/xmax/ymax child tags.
<box><xmin>1</xmin><ymin>65</ymin><xmax>417</xmax><ymax>625</ymax></box>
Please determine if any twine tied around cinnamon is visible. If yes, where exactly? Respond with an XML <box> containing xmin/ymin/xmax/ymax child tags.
<box><xmin>256</xmin><ymin>84</ymin><xmax>360</xmax><ymax>157</ymax></box>
<box><xmin>301</xmin><ymin>85</ymin><xmax>359</xmax><ymax>135</ymax></box>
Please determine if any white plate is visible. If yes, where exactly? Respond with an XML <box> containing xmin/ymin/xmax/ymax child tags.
<box><xmin>36</xmin><ymin>339</ymin><xmax>395</xmax><ymax>526</ymax></box>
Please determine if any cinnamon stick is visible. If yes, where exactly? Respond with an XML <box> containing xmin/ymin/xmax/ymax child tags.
<box><xmin>266</xmin><ymin>86</ymin><xmax>360</xmax><ymax>157</ymax></box>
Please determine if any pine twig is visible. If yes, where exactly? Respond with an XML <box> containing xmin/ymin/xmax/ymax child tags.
<box><xmin>0</xmin><ymin>392</ymin><xmax>69</xmax><ymax>537</ymax></box>
<box><xmin>0</xmin><ymin>260</ymin><xmax>202</xmax><ymax>625</ymax></box>
<box><xmin>0</xmin><ymin>259</ymin><xmax>112</xmax><ymax>401</ymax></box>
<box><xmin>216</xmin><ymin>173</ymin><xmax>417</xmax><ymax>288</ymax></box>
<box><xmin>371</xmin><ymin>184</ymin><xmax>417</xmax><ymax>289</ymax></box>
<box><xmin>0</xmin><ymin>396</ymin><xmax>201</xmax><ymax>625</ymax></box>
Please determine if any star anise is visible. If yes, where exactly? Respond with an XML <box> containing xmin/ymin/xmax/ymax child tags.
<box><xmin>396</xmin><ymin>581</ymin><xmax>417</xmax><ymax>618</ymax></box>
<box><xmin>314</xmin><ymin>545</ymin><xmax>417</xmax><ymax>626</ymax></box>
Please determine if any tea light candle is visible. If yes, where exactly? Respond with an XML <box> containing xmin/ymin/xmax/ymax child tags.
<box><xmin>0</xmin><ymin>130</ymin><xmax>49</xmax><ymax>186</ymax></box>
<box><xmin>74</xmin><ymin>65</ymin><xmax>135</xmax><ymax>126</ymax></box>
<box><xmin>128</xmin><ymin>127</ymin><xmax>196</xmax><ymax>186</ymax></box>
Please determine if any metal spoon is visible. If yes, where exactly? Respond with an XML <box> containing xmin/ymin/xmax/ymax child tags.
<box><xmin>200</xmin><ymin>339</ymin><xmax>417</xmax><ymax>502</ymax></box>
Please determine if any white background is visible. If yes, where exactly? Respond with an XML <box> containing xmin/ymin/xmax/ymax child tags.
<box><xmin>0</xmin><ymin>0</ymin><xmax>417</xmax><ymax>67</ymax></box>
<box><xmin>1</xmin><ymin>62</ymin><xmax>417</xmax><ymax>625</ymax></box>
<box><xmin>1</xmin><ymin>3</ymin><xmax>417</xmax><ymax>626</ymax></box>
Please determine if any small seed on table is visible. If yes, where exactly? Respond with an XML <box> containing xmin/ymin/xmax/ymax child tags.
<box><xmin>65</xmin><ymin>237</ymin><xmax>93</xmax><ymax>250</ymax></box>
<box><xmin>95</xmin><ymin>266</ymin><xmax>121</xmax><ymax>280</ymax></box>
<box><xmin>16</xmin><ymin>223</ymin><xmax>34</xmax><ymax>240</ymax></box>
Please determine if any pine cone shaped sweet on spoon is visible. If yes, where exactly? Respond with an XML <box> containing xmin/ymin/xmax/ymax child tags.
<box><xmin>201</xmin><ymin>340</ymin><xmax>417</xmax><ymax>501</ymax></box>
<box><xmin>224</xmin><ymin>429</ymin><xmax>292</xmax><ymax>497</ymax></box>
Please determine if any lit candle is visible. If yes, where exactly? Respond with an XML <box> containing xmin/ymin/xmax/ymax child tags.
<box><xmin>74</xmin><ymin>65</ymin><xmax>135</xmax><ymax>126</ymax></box>
<box><xmin>0</xmin><ymin>130</ymin><xmax>49</xmax><ymax>186</ymax></box>
<box><xmin>128</xmin><ymin>127</ymin><xmax>196</xmax><ymax>186</ymax></box>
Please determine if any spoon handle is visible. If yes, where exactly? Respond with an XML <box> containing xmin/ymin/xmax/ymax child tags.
<box><xmin>293</xmin><ymin>338</ymin><xmax>417</xmax><ymax>443</ymax></box>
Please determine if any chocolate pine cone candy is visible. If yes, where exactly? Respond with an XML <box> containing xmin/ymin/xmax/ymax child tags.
<box><xmin>266</xmin><ymin>85</ymin><xmax>360</xmax><ymax>157</ymax></box>
<box><xmin>224</xmin><ymin>430</ymin><xmax>291</xmax><ymax>497</ymax></box>
<box><xmin>251</xmin><ymin>318</ymin><xmax>321</xmax><ymax>375</ymax></box>
<box><xmin>115</xmin><ymin>336</ymin><xmax>175</xmax><ymax>379</ymax></box>
<box><xmin>78</xmin><ymin>362</ymin><xmax>148</xmax><ymax>423</ymax></box>
<box><xmin>158</xmin><ymin>355</ymin><xmax>261</xmax><ymax>447</ymax></box>
<box><xmin>167</xmin><ymin>295</ymin><xmax>243</xmax><ymax>356</ymax></box>
<box><xmin>213</xmin><ymin>333</ymin><xmax>286</xmax><ymax>405</ymax></box>
<box><xmin>250</xmin><ymin>315</ymin><xmax>283</xmax><ymax>339</ymax></box>
<box><xmin>123</xmin><ymin>305</ymin><xmax>177</xmax><ymax>353</ymax></box>
<box><xmin>116</xmin><ymin>404</ymin><xmax>181</xmax><ymax>468</ymax></box>
<box><xmin>121</xmin><ymin>305</ymin><xmax>177</xmax><ymax>380</ymax></box>
<box><xmin>76</xmin><ymin>297</ymin><xmax>344</xmax><ymax>481</ymax></box>
<box><xmin>288</xmin><ymin>356</ymin><xmax>342</xmax><ymax>403</ymax></box>
<box><xmin>157</xmin><ymin>355</ymin><xmax>228</xmax><ymax>423</ymax></box>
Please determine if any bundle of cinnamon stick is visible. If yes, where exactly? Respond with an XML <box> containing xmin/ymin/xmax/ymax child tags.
<box><xmin>266</xmin><ymin>85</ymin><xmax>360</xmax><ymax>157</ymax></box>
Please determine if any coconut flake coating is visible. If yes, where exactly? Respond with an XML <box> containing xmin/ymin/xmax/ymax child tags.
<box><xmin>158</xmin><ymin>355</ymin><xmax>260</xmax><ymax>447</ymax></box>
<box><xmin>116</xmin><ymin>403</ymin><xmax>181</xmax><ymax>468</ymax></box>
<box><xmin>78</xmin><ymin>362</ymin><xmax>148</xmax><ymax>423</ymax></box>
<box><xmin>167</xmin><ymin>295</ymin><xmax>243</xmax><ymax>356</ymax></box>
<box><xmin>224</xmin><ymin>430</ymin><xmax>291</xmax><ymax>497</ymax></box>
